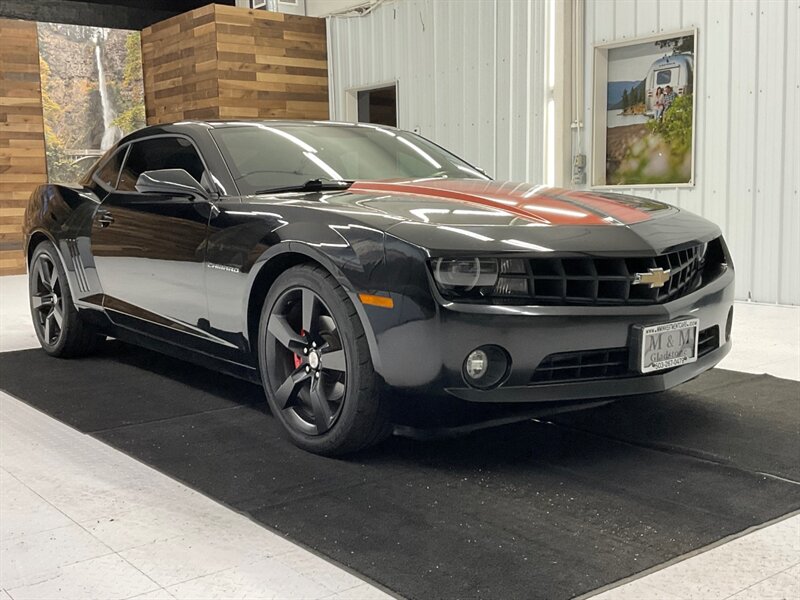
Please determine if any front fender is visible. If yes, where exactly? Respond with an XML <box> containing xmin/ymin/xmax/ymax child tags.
<box><xmin>204</xmin><ymin>204</ymin><xmax>435</xmax><ymax>382</ymax></box>
<box><xmin>243</xmin><ymin>240</ymin><xmax>392</xmax><ymax>376</ymax></box>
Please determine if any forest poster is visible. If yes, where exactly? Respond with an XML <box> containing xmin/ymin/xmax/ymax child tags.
<box><xmin>601</xmin><ymin>32</ymin><xmax>696</xmax><ymax>186</ymax></box>
<box><xmin>37</xmin><ymin>23</ymin><xmax>145</xmax><ymax>183</ymax></box>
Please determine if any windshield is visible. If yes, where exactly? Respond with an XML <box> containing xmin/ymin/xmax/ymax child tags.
<box><xmin>210</xmin><ymin>123</ymin><xmax>489</xmax><ymax>195</ymax></box>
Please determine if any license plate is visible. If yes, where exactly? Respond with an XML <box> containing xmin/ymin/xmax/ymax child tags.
<box><xmin>632</xmin><ymin>318</ymin><xmax>699</xmax><ymax>374</ymax></box>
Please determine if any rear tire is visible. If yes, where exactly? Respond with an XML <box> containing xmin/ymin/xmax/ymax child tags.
<box><xmin>29</xmin><ymin>241</ymin><xmax>101</xmax><ymax>358</ymax></box>
<box><xmin>258</xmin><ymin>264</ymin><xmax>391</xmax><ymax>455</ymax></box>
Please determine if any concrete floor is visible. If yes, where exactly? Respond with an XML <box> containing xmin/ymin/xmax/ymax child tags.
<box><xmin>1</xmin><ymin>274</ymin><xmax>798</xmax><ymax>599</ymax></box>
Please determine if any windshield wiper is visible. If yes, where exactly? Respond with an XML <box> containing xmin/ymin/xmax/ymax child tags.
<box><xmin>254</xmin><ymin>178</ymin><xmax>354</xmax><ymax>195</ymax></box>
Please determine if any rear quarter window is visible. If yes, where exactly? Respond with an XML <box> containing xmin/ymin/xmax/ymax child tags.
<box><xmin>93</xmin><ymin>147</ymin><xmax>127</xmax><ymax>189</ymax></box>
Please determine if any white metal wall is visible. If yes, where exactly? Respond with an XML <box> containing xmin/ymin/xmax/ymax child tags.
<box><xmin>327</xmin><ymin>0</ymin><xmax>550</xmax><ymax>182</ymax></box>
<box><xmin>582</xmin><ymin>0</ymin><xmax>799</xmax><ymax>304</ymax></box>
<box><xmin>328</xmin><ymin>0</ymin><xmax>798</xmax><ymax>304</ymax></box>
<box><xmin>234</xmin><ymin>0</ymin><xmax>307</xmax><ymax>15</ymax></box>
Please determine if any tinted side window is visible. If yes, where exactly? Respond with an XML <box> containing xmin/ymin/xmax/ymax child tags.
<box><xmin>94</xmin><ymin>147</ymin><xmax>127</xmax><ymax>189</ymax></box>
<box><xmin>117</xmin><ymin>137</ymin><xmax>205</xmax><ymax>192</ymax></box>
<box><xmin>656</xmin><ymin>70</ymin><xmax>672</xmax><ymax>85</ymax></box>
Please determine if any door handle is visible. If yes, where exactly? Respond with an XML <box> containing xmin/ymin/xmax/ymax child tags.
<box><xmin>96</xmin><ymin>210</ymin><xmax>115</xmax><ymax>228</ymax></box>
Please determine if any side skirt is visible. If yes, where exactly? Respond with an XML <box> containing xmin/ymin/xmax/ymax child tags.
<box><xmin>91</xmin><ymin>316</ymin><xmax>262</xmax><ymax>386</ymax></box>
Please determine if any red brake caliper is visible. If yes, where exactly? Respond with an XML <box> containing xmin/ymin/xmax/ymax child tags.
<box><xmin>293</xmin><ymin>329</ymin><xmax>305</xmax><ymax>369</ymax></box>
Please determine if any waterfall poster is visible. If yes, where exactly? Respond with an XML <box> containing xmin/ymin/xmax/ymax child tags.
<box><xmin>37</xmin><ymin>23</ymin><xmax>145</xmax><ymax>183</ymax></box>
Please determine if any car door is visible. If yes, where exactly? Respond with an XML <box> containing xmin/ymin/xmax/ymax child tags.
<box><xmin>90</xmin><ymin>135</ymin><xmax>213</xmax><ymax>344</ymax></box>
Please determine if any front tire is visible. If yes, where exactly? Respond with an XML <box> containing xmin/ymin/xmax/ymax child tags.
<box><xmin>258</xmin><ymin>265</ymin><xmax>391</xmax><ymax>455</ymax></box>
<box><xmin>29</xmin><ymin>241</ymin><xmax>101</xmax><ymax>357</ymax></box>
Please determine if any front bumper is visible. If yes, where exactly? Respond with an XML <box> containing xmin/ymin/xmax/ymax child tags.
<box><xmin>447</xmin><ymin>339</ymin><xmax>730</xmax><ymax>402</ymax></box>
<box><xmin>372</xmin><ymin>266</ymin><xmax>735</xmax><ymax>404</ymax></box>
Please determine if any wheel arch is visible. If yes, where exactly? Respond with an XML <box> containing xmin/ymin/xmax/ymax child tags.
<box><xmin>244</xmin><ymin>243</ymin><xmax>384</xmax><ymax>375</ymax></box>
<box><xmin>245</xmin><ymin>249</ymin><xmax>316</xmax><ymax>356</ymax></box>
<box><xmin>25</xmin><ymin>230</ymin><xmax>86</xmax><ymax>307</ymax></box>
<box><xmin>26</xmin><ymin>230</ymin><xmax>57</xmax><ymax>267</ymax></box>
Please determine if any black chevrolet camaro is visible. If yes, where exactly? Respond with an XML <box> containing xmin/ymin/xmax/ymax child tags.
<box><xmin>23</xmin><ymin>121</ymin><xmax>734</xmax><ymax>454</ymax></box>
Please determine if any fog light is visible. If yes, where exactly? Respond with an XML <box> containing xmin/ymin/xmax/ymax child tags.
<box><xmin>462</xmin><ymin>345</ymin><xmax>510</xmax><ymax>390</ymax></box>
<box><xmin>465</xmin><ymin>350</ymin><xmax>489</xmax><ymax>379</ymax></box>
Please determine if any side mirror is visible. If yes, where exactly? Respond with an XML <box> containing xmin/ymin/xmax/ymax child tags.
<box><xmin>135</xmin><ymin>169</ymin><xmax>208</xmax><ymax>199</ymax></box>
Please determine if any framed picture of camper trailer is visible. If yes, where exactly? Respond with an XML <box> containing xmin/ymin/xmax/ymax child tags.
<box><xmin>591</xmin><ymin>29</ymin><xmax>697</xmax><ymax>187</ymax></box>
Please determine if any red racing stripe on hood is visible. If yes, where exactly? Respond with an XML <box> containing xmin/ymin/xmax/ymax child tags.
<box><xmin>545</xmin><ymin>190</ymin><xmax>654</xmax><ymax>225</ymax></box>
<box><xmin>348</xmin><ymin>181</ymin><xmax>613</xmax><ymax>226</ymax></box>
<box><xmin>349</xmin><ymin>180</ymin><xmax>659</xmax><ymax>226</ymax></box>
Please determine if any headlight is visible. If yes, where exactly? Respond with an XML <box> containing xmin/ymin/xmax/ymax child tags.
<box><xmin>429</xmin><ymin>257</ymin><xmax>533</xmax><ymax>301</ymax></box>
<box><xmin>431</xmin><ymin>258</ymin><xmax>499</xmax><ymax>290</ymax></box>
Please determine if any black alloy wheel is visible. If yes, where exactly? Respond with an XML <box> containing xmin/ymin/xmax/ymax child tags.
<box><xmin>258</xmin><ymin>265</ymin><xmax>391</xmax><ymax>455</ymax></box>
<box><xmin>265</xmin><ymin>286</ymin><xmax>347</xmax><ymax>435</ymax></box>
<box><xmin>30</xmin><ymin>252</ymin><xmax>64</xmax><ymax>347</ymax></box>
<box><xmin>29</xmin><ymin>241</ymin><xmax>101</xmax><ymax>357</ymax></box>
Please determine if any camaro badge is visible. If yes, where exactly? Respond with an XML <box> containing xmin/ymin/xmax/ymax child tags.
<box><xmin>207</xmin><ymin>263</ymin><xmax>240</xmax><ymax>273</ymax></box>
<box><xmin>633</xmin><ymin>267</ymin><xmax>671</xmax><ymax>288</ymax></box>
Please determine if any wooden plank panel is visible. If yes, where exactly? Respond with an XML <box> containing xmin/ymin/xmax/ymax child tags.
<box><xmin>0</xmin><ymin>18</ymin><xmax>46</xmax><ymax>277</ymax></box>
<box><xmin>143</xmin><ymin>4</ymin><xmax>328</xmax><ymax>125</ymax></box>
<box><xmin>142</xmin><ymin>5</ymin><xmax>221</xmax><ymax>124</ymax></box>
<box><xmin>0</xmin><ymin>249</ymin><xmax>27</xmax><ymax>275</ymax></box>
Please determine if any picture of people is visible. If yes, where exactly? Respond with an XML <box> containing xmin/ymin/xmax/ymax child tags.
<box><xmin>37</xmin><ymin>23</ymin><xmax>145</xmax><ymax>183</ymax></box>
<box><xmin>602</xmin><ymin>32</ymin><xmax>695</xmax><ymax>185</ymax></box>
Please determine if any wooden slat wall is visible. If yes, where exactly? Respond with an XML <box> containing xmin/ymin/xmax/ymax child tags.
<box><xmin>142</xmin><ymin>3</ymin><xmax>328</xmax><ymax>124</ymax></box>
<box><xmin>214</xmin><ymin>4</ymin><xmax>328</xmax><ymax>120</ymax></box>
<box><xmin>0</xmin><ymin>18</ymin><xmax>46</xmax><ymax>276</ymax></box>
<box><xmin>141</xmin><ymin>4</ymin><xmax>220</xmax><ymax>123</ymax></box>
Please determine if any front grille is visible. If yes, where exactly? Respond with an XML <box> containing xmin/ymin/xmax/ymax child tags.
<box><xmin>498</xmin><ymin>245</ymin><xmax>704</xmax><ymax>306</ymax></box>
<box><xmin>531</xmin><ymin>347</ymin><xmax>629</xmax><ymax>384</ymax></box>
<box><xmin>432</xmin><ymin>236</ymin><xmax>728</xmax><ymax>306</ymax></box>
<box><xmin>530</xmin><ymin>325</ymin><xmax>721</xmax><ymax>384</ymax></box>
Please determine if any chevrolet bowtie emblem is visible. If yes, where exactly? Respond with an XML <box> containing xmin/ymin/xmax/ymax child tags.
<box><xmin>633</xmin><ymin>267</ymin><xmax>671</xmax><ymax>288</ymax></box>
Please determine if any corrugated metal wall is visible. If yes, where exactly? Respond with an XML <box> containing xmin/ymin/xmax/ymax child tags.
<box><xmin>328</xmin><ymin>0</ymin><xmax>798</xmax><ymax>304</ymax></box>
<box><xmin>583</xmin><ymin>0</ymin><xmax>799</xmax><ymax>304</ymax></box>
<box><xmin>327</xmin><ymin>0</ymin><xmax>550</xmax><ymax>182</ymax></box>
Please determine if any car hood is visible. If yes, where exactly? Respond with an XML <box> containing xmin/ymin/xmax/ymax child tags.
<box><xmin>337</xmin><ymin>179</ymin><xmax>716</xmax><ymax>255</ymax></box>
<box><xmin>348</xmin><ymin>179</ymin><xmax>674</xmax><ymax>227</ymax></box>
<box><xmin>244</xmin><ymin>178</ymin><xmax>719</xmax><ymax>255</ymax></box>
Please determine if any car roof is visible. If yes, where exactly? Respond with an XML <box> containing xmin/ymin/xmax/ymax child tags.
<box><xmin>118</xmin><ymin>119</ymin><xmax>399</xmax><ymax>145</ymax></box>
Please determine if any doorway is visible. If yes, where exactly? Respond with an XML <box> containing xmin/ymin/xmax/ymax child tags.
<box><xmin>355</xmin><ymin>84</ymin><xmax>397</xmax><ymax>127</ymax></box>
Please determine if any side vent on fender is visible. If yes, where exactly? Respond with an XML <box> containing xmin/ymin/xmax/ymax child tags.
<box><xmin>66</xmin><ymin>239</ymin><xmax>90</xmax><ymax>292</ymax></box>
